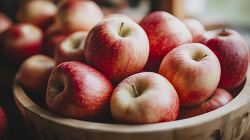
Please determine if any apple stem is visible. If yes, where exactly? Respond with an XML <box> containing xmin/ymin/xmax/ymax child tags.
<box><xmin>120</xmin><ymin>22</ymin><xmax>124</xmax><ymax>36</ymax></box>
<box><xmin>197</xmin><ymin>54</ymin><xmax>208</xmax><ymax>61</ymax></box>
<box><xmin>132</xmin><ymin>83</ymin><xmax>139</xmax><ymax>97</ymax></box>
<box><xmin>119</xmin><ymin>22</ymin><xmax>130</xmax><ymax>37</ymax></box>
<box><xmin>222</xmin><ymin>27</ymin><xmax>226</xmax><ymax>33</ymax></box>
<box><xmin>219</xmin><ymin>27</ymin><xmax>230</xmax><ymax>36</ymax></box>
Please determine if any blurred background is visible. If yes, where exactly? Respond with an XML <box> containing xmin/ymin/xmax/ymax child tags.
<box><xmin>1</xmin><ymin>0</ymin><xmax>250</xmax><ymax>26</ymax></box>
<box><xmin>1</xmin><ymin>0</ymin><xmax>250</xmax><ymax>44</ymax></box>
<box><xmin>0</xmin><ymin>0</ymin><xmax>250</xmax><ymax>139</ymax></box>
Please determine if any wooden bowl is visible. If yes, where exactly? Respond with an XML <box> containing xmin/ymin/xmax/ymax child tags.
<box><xmin>13</xmin><ymin>68</ymin><xmax>250</xmax><ymax>140</ymax></box>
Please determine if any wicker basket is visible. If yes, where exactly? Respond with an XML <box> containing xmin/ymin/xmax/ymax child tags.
<box><xmin>13</xmin><ymin>66</ymin><xmax>250</xmax><ymax>140</ymax></box>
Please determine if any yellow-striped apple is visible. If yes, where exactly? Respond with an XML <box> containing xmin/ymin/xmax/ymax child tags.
<box><xmin>140</xmin><ymin>11</ymin><xmax>192</xmax><ymax>72</ymax></box>
<box><xmin>18</xmin><ymin>55</ymin><xmax>56</xmax><ymax>94</ymax></box>
<box><xmin>54</xmin><ymin>31</ymin><xmax>88</xmax><ymax>64</ymax></box>
<box><xmin>180</xmin><ymin>88</ymin><xmax>233</xmax><ymax>118</ymax></box>
<box><xmin>56</xmin><ymin>0</ymin><xmax>104</xmax><ymax>33</ymax></box>
<box><xmin>0</xmin><ymin>12</ymin><xmax>12</xmax><ymax>34</ymax></box>
<box><xmin>17</xmin><ymin>0</ymin><xmax>57</xmax><ymax>29</ymax></box>
<box><xmin>159</xmin><ymin>43</ymin><xmax>221</xmax><ymax>107</ymax></box>
<box><xmin>0</xmin><ymin>23</ymin><xmax>43</xmax><ymax>65</ymax></box>
<box><xmin>205</xmin><ymin>29</ymin><xmax>249</xmax><ymax>90</ymax></box>
<box><xmin>183</xmin><ymin>18</ymin><xmax>205</xmax><ymax>43</ymax></box>
<box><xmin>84</xmin><ymin>15</ymin><xmax>149</xmax><ymax>83</ymax></box>
<box><xmin>46</xmin><ymin>61</ymin><xmax>113</xmax><ymax>121</ymax></box>
<box><xmin>111</xmin><ymin>72</ymin><xmax>179</xmax><ymax>124</ymax></box>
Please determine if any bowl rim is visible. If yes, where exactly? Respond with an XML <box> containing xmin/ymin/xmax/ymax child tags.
<box><xmin>13</xmin><ymin>68</ymin><xmax>250</xmax><ymax>134</ymax></box>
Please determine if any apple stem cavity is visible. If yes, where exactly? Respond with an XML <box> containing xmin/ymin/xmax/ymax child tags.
<box><xmin>70</xmin><ymin>37</ymin><xmax>82</xmax><ymax>49</ymax></box>
<box><xmin>119</xmin><ymin>22</ymin><xmax>129</xmax><ymax>37</ymax></box>
<box><xmin>54</xmin><ymin>82</ymin><xmax>65</xmax><ymax>94</ymax></box>
<box><xmin>219</xmin><ymin>27</ymin><xmax>230</xmax><ymax>36</ymax></box>
<box><xmin>132</xmin><ymin>83</ymin><xmax>140</xmax><ymax>97</ymax></box>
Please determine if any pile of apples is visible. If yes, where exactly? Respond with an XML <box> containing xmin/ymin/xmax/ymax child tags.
<box><xmin>0</xmin><ymin>0</ymin><xmax>249</xmax><ymax>129</ymax></box>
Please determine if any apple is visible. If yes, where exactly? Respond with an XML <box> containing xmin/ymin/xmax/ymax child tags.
<box><xmin>0</xmin><ymin>107</ymin><xmax>7</xmax><ymax>137</ymax></box>
<box><xmin>17</xmin><ymin>0</ymin><xmax>57</xmax><ymax>29</ymax></box>
<box><xmin>56</xmin><ymin>0</ymin><xmax>104</xmax><ymax>33</ymax></box>
<box><xmin>111</xmin><ymin>72</ymin><xmax>179</xmax><ymax>124</ymax></box>
<box><xmin>198</xmin><ymin>29</ymin><xmax>220</xmax><ymax>45</ymax></box>
<box><xmin>42</xmin><ymin>23</ymin><xmax>67</xmax><ymax>57</ymax></box>
<box><xmin>46</xmin><ymin>61</ymin><xmax>113</xmax><ymax>121</ymax></box>
<box><xmin>140</xmin><ymin>11</ymin><xmax>192</xmax><ymax>72</ymax></box>
<box><xmin>18</xmin><ymin>55</ymin><xmax>56</xmax><ymax>94</ymax></box>
<box><xmin>54</xmin><ymin>31</ymin><xmax>88</xmax><ymax>64</ymax></box>
<box><xmin>84</xmin><ymin>15</ymin><xmax>149</xmax><ymax>83</ymax></box>
<box><xmin>183</xmin><ymin>18</ymin><xmax>205</xmax><ymax>43</ymax></box>
<box><xmin>43</xmin><ymin>33</ymin><xmax>66</xmax><ymax>57</ymax></box>
<box><xmin>205</xmin><ymin>29</ymin><xmax>249</xmax><ymax>90</ymax></box>
<box><xmin>0</xmin><ymin>23</ymin><xmax>43</xmax><ymax>65</ymax></box>
<box><xmin>159</xmin><ymin>43</ymin><xmax>221</xmax><ymax>107</ymax></box>
<box><xmin>0</xmin><ymin>12</ymin><xmax>12</xmax><ymax>34</ymax></box>
<box><xmin>180</xmin><ymin>88</ymin><xmax>233</xmax><ymax>118</ymax></box>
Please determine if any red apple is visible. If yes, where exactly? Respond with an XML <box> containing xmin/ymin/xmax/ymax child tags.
<box><xmin>180</xmin><ymin>88</ymin><xmax>233</xmax><ymax>118</ymax></box>
<box><xmin>18</xmin><ymin>55</ymin><xmax>56</xmax><ymax>94</ymax></box>
<box><xmin>205</xmin><ymin>29</ymin><xmax>249</xmax><ymax>90</ymax></box>
<box><xmin>56</xmin><ymin>0</ymin><xmax>104</xmax><ymax>33</ymax></box>
<box><xmin>54</xmin><ymin>31</ymin><xmax>88</xmax><ymax>64</ymax></box>
<box><xmin>140</xmin><ymin>11</ymin><xmax>192</xmax><ymax>72</ymax></box>
<box><xmin>0</xmin><ymin>12</ymin><xmax>12</xmax><ymax>34</ymax></box>
<box><xmin>43</xmin><ymin>33</ymin><xmax>66</xmax><ymax>57</ymax></box>
<box><xmin>17</xmin><ymin>0</ymin><xmax>57</xmax><ymax>29</ymax></box>
<box><xmin>46</xmin><ymin>61</ymin><xmax>113</xmax><ymax>121</ymax></box>
<box><xmin>159</xmin><ymin>43</ymin><xmax>221</xmax><ymax>107</ymax></box>
<box><xmin>0</xmin><ymin>23</ymin><xmax>43</xmax><ymax>65</ymax></box>
<box><xmin>0</xmin><ymin>107</ymin><xmax>7</xmax><ymax>137</ymax></box>
<box><xmin>43</xmin><ymin>23</ymin><xmax>67</xmax><ymax>57</ymax></box>
<box><xmin>84</xmin><ymin>15</ymin><xmax>149</xmax><ymax>83</ymax></box>
<box><xmin>183</xmin><ymin>18</ymin><xmax>205</xmax><ymax>43</ymax></box>
<box><xmin>198</xmin><ymin>29</ymin><xmax>220</xmax><ymax>45</ymax></box>
<box><xmin>111</xmin><ymin>72</ymin><xmax>179</xmax><ymax>124</ymax></box>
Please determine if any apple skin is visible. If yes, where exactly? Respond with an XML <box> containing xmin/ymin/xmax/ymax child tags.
<box><xmin>205</xmin><ymin>29</ymin><xmax>249</xmax><ymax>90</ymax></box>
<box><xmin>18</xmin><ymin>55</ymin><xmax>56</xmax><ymax>94</ymax></box>
<box><xmin>84</xmin><ymin>15</ymin><xmax>149</xmax><ymax>83</ymax></box>
<box><xmin>159</xmin><ymin>43</ymin><xmax>221</xmax><ymax>107</ymax></box>
<box><xmin>183</xmin><ymin>19</ymin><xmax>205</xmax><ymax>43</ymax></box>
<box><xmin>111</xmin><ymin>72</ymin><xmax>179</xmax><ymax>124</ymax></box>
<box><xmin>42</xmin><ymin>23</ymin><xmax>67</xmax><ymax>57</ymax></box>
<box><xmin>198</xmin><ymin>29</ymin><xmax>221</xmax><ymax>45</ymax></box>
<box><xmin>0</xmin><ymin>107</ymin><xmax>7</xmax><ymax>137</ymax></box>
<box><xmin>0</xmin><ymin>12</ymin><xmax>12</xmax><ymax>34</ymax></box>
<box><xmin>180</xmin><ymin>88</ymin><xmax>233</xmax><ymax>118</ymax></box>
<box><xmin>46</xmin><ymin>61</ymin><xmax>113</xmax><ymax>121</ymax></box>
<box><xmin>56</xmin><ymin>0</ymin><xmax>104</xmax><ymax>33</ymax></box>
<box><xmin>54</xmin><ymin>31</ymin><xmax>88</xmax><ymax>64</ymax></box>
<box><xmin>140</xmin><ymin>11</ymin><xmax>192</xmax><ymax>72</ymax></box>
<box><xmin>0</xmin><ymin>23</ymin><xmax>43</xmax><ymax>65</ymax></box>
<box><xmin>17</xmin><ymin>0</ymin><xmax>57</xmax><ymax>30</ymax></box>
